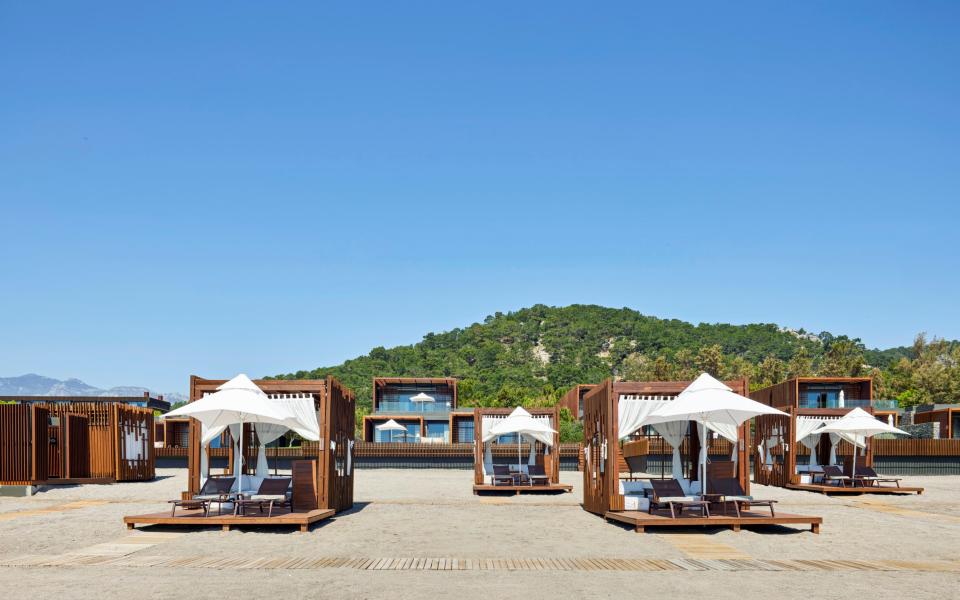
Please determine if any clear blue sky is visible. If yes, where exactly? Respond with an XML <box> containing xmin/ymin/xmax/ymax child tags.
<box><xmin>2</xmin><ymin>2</ymin><xmax>958</xmax><ymax>394</ymax></box>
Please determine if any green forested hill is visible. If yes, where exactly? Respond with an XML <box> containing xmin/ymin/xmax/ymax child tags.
<box><xmin>270</xmin><ymin>304</ymin><xmax>958</xmax><ymax>413</ymax></box>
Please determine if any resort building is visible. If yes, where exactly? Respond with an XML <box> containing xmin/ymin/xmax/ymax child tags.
<box><xmin>362</xmin><ymin>377</ymin><xmax>461</xmax><ymax>443</ymax></box>
<box><xmin>913</xmin><ymin>405</ymin><xmax>960</xmax><ymax>438</ymax></box>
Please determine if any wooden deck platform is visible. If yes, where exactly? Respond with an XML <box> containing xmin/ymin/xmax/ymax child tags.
<box><xmin>603</xmin><ymin>510</ymin><xmax>822</xmax><ymax>534</ymax></box>
<box><xmin>473</xmin><ymin>483</ymin><xmax>573</xmax><ymax>495</ymax></box>
<box><xmin>123</xmin><ymin>507</ymin><xmax>335</xmax><ymax>533</ymax></box>
<box><xmin>786</xmin><ymin>483</ymin><xmax>924</xmax><ymax>495</ymax></box>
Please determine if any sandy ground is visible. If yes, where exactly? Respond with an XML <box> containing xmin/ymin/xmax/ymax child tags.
<box><xmin>0</xmin><ymin>469</ymin><xmax>957</xmax><ymax>598</ymax></box>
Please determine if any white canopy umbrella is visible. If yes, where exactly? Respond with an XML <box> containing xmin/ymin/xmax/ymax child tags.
<box><xmin>410</xmin><ymin>392</ymin><xmax>435</xmax><ymax>403</ymax></box>
<box><xmin>643</xmin><ymin>373</ymin><xmax>788</xmax><ymax>498</ymax></box>
<box><xmin>375</xmin><ymin>418</ymin><xmax>408</xmax><ymax>442</ymax></box>
<box><xmin>816</xmin><ymin>407</ymin><xmax>908</xmax><ymax>479</ymax></box>
<box><xmin>165</xmin><ymin>374</ymin><xmax>288</xmax><ymax>494</ymax></box>
<box><xmin>484</xmin><ymin>406</ymin><xmax>557</xmax><ymax>472</ymax></box>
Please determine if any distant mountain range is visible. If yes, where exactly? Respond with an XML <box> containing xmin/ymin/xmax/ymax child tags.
<box><xmin>0</xmin><ymin>373</ymin><xmax>188</xmax><ymax>405</ymax></box>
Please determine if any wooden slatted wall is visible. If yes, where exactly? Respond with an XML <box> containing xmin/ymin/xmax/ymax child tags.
<box><xmin>874</xmin><ymin>438</ymin><xmax>960</xmax><ymax>456</ymax></box>
<box><xmin>0</xmin><ymin>404</ymin><xmax>34</xmax><ymax>484</ymax></box>
<box><xmin>322</xmin><ymin>376</ymin><xmax>355</xmax><ymax>512</ymax></box>
<box><xmin>752</xmin><ymin>412</ymin><xmax>791</xmax><ymax>487</ymax></box>
<box><xmin>582</xmin><ymin>379</ymin><xmax>620</xmax><ymax>515</ymax></box>
<box><xmin>65</xmin><ymin>414</ymin><xmax>90</xmax><ymax>478</ymax></box>
<box><xmin>2</xmin><ymin>402</ymin><xmax>152</xmax><ymax>484</ymax></box>
<box><xmin>46</xmin><ymin>403</ymin><xmax>115</xmax><ymax>479</ymax></box>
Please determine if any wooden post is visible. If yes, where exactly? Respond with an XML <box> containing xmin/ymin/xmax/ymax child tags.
<box><xmin>113</xmin><ymin>404</ymin><xmax>121</xmax><ymax>482</ymax></box>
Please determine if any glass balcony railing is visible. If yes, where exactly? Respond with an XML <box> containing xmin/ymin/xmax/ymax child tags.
<box><xmin>798</xmin><ymin>398</ymin><xmax>898</xmax><ymax>410</ymax></box>
<box><xmin>376</xmin><ymin>401</ymin><xmax>452</xmax><ymax>415</ymax></box>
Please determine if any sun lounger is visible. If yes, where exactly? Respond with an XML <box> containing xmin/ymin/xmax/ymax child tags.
<box><xmin>850</xmin><ymin>466</ymin><xmax>902</xmax><ymax>488</ymax></box>
<box><xmin>648</xmin><ymin>479</ymin><xmax>710</xmax><ymax>519</ymax></box>
<box><xmin>170</xmin><ymin>476</ymin><xmax>235</xmax><ymax>516</ymax></box>
<box><xmin>708</xmin><ymin>477</ymin><xmax>777</xmax><ymax>517</ymax></box>
<box><xmin>820</xmin><ymin>465</ymin><xmax>853</xmax><ymax>487</ymax></box>
<box><xmin>491</xmin><ymin>465</ymin><xmax>514</xmax><ymax>486</ymax></box>
<box><xmin>527</xmin><ymin>464</ymin><xmax>549</xmax><ymax>486</ymax></box>
<box><xmin>235</xmin><ymin>477</ymin><xmax>292</xmax><ymax>517</ymax></box>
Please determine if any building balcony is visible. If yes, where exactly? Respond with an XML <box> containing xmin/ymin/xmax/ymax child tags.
<box><xmin>375</xmin><ymin>401</ymin><xmax>452</xmax><ymax>415</ymax></box>
<box><xmin>798</xmin><ymin>398</ymin><xmax>898</xmax><ymax>411</ymax></box>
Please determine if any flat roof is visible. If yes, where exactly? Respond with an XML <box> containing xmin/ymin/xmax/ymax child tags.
<box><xmin>0</xmin><ymin>395</ymin><xmax>171</xmax><ymax>412</ymax></box>
<box><xmin>374</xmin><ymin>377</ymin><xmax>457</xmax><ymax>385</ymax></box>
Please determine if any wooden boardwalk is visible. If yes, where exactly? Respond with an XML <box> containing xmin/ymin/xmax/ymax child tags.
<box><xmin>2</xmin><ymin>553</ymin><xmax>958</xmax><ymax>573</ymax></box>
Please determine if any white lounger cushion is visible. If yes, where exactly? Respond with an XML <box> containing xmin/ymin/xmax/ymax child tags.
<box><xmin>248</xmin><ymin>494</ymin><xmax>286</xmax><ymax>501</ymax></box>
<box><xmin>619</xmin><ymin>480</ymin><xmax>650</xmax><ymax>495</ymax></box>
<box><xmin>622</xmin><ymin>495</ymin><xmax>650</xmax><ymax>511</ymax></box>
<box><xmin>659</xmin><ymin>496</ymin><xmax>697</xmax><ymax>503</ymax></box>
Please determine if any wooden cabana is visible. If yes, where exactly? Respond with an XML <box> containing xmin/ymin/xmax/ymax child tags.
<box><xmin>0</xmin><ymin>402</ymin><xmax>155</xmax><ymax>487</ymax></box>
<box><xmin>582</xmin><ymin>378</ymin><xmax>822</xmax><ymax>533</ymax></box>
<box><xmin>558</xmin><ymin>384</ymin><xmax>596</xmax><ymax>420</ymax></box>
<box><xmin>472</xmin><ymin>406</ymin><xmax>572</xmax><ymax>494</ymax></box>
<box><xmin>155</xmin><ymin>417</ymin><xmax>192</xmax><ymax>448</ymax></box>
<box><xmin>750</xmin><ymin>378</ymin><xmax>923</xmax><ymax>495</ymax></box>
<box><xmin>124</xmin><ymin>375</ymin><xmax>355</xmax><ymax>532</ymax></box>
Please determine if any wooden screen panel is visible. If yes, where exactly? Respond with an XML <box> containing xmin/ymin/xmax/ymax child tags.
<box><xmin>753</xmin><ymin>412</ymin><xmax>791</xmax><ymax>487</ymax></box>
<box><xmin>473</xmin><ymin>411</ymin><xmax>483</xmax><ymax>485</ymax></box>
<box><xmin>582</xmin><ymin>379</ymin><xmax>621</xmax><ymax>515</ymax></box>
<box><xmin>46</xmin><ymin>412</ymin><xmax>63</xmax><ymax>479</ymax></box>
<box><xmin>292</xmin><ymin>460</ymin><xmax>319</xmax><ymax>511</ymax></box>
<box><xmin>31</xmin><ymin>406</ymin><xmax>49</xmax><ymax>482</ymax></box>
<box><xmin>321</xmin><ymin>376</ymin><xmax>355</xmax><ymax>512</ymax></box>
<box><xmin>749</xmin><ymin>380</ymin><xmax>795</xmax><ymax>409</ymax></box>
<box><xmin>65</xmin><ymin>414</ymin><xmax>90</xmax><ymax>479</ymax></box>
<box><xmin>114</xmin><ymin>405</ymin><xmax>155</xmax><ymax>482</ymax></box>
<box><xmin>0</xmin><ymin>404</ymin><xmax>33</xmax><ymax>484</ymax></box>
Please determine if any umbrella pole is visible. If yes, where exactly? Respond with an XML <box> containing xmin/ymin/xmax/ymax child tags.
<box><xmin>700</xmin><ymin>419</ymin><xmax>707</xmax><ymax>499</ymax></box>
<box><xmin>238</xmin><ymin>417</ymin><xmax>244</xmax><ymax>497</ymax></box>
<box><xmin>850</xmin><ymin>434</ymin><xmax>867</xmax><ymax>485</ymax></box>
